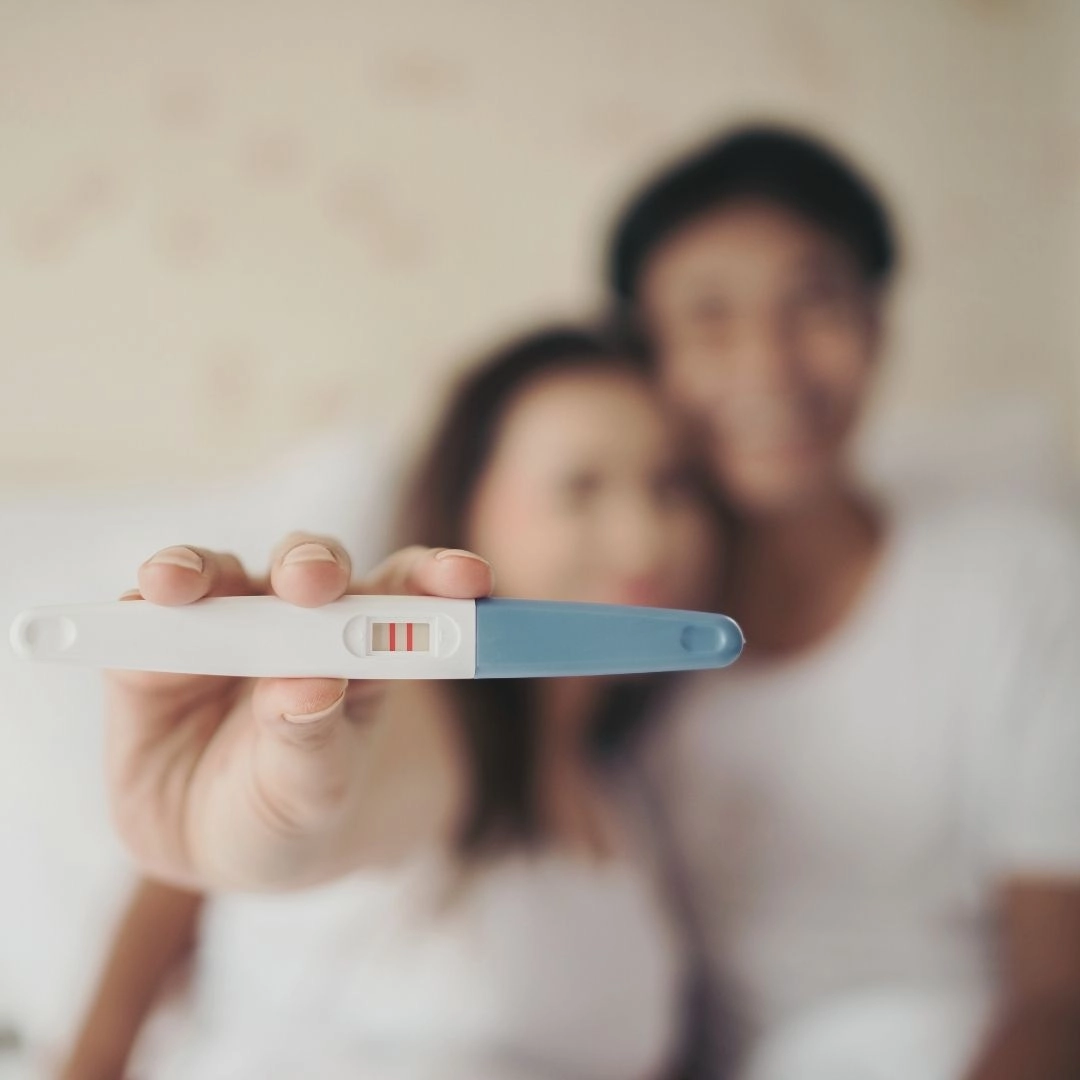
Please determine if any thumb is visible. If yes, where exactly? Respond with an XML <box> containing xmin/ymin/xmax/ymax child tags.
<box><xmin>248</xmin><ymin>677</ymin><xmax>353</xmax><ymax>834</ymax></box>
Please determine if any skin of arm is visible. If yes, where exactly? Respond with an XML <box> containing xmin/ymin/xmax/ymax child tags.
<box><xmin>59</xmin><ymin>879</ymin><xmax>203</xmax><ymax>1080</ymax></box>
<box><xmin>963</xmin><ymin>881</ymin><xmax>1080</xmax><ymax>1080</ymax></box>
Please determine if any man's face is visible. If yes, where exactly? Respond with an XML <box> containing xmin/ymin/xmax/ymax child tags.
<box><xmin>640</xmin><ymin>199</ymin><xmax>882</xmax><ymax>516</ymax></box>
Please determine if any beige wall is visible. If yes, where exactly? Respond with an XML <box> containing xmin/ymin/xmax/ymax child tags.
<box><xmin>0</xmin><ymin>0</ymin><xmax>1077</xmax><ymax>490</ymax></box>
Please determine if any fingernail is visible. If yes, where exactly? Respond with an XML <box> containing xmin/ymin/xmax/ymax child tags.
<box><xmin>283</xmin><ymin>691</ymin><xmax>346</xmax><ymax>725</ymax></box>
<box><xmin>434</xmin><ymin>548</ymin><xmax>488</xmax><ymax>564</ymax></box>
<box><xmin>147</xmin><ymin>546</ymin><xmax>203</xmax><ymax>573</ymax></box>
<box><xmin>282</xmin><ymin>542</ymin><xmax>338</xmax><ymax>567</ymax></box>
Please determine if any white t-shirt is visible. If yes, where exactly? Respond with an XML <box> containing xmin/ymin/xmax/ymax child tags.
<box><xmin>648</xmin><ymin>494</ymin><xmax>1080</xmax><ymax>1076</ymax></box>
<box><xmin>146</xmin><ymin>842</ymin><xmax>685</xmax><ymax>1080</ymax></box>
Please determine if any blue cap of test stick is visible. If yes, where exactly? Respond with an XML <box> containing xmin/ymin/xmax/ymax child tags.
<box><xmin>474</xmin><ymin>598</ymin><xmax>743</xmax><ymax>678</ymax></box>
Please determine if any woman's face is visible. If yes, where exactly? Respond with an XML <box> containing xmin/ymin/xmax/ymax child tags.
<box><xmin>465</xmin><ymin>366</ymin><xmax>719</xmax><ymax>610</ymax></box>
<box><xmin>640</xmin><ymin>199</ymin><xmax>882</xmax><ymax>516</ymax></box>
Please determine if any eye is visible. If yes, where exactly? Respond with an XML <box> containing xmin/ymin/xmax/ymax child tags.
<box><xmin>788</xmin><ymin>266</ymin><xmax>855</xmax><ymax>320</ymax></box>
<box><xmin>652</xmin><ymin>465</ymin><xmax>701</xmax><ymax>507</ymax></box>
<box><xmin>559</xmin><ymin>472</ymin><xmax>603</xmax><ymax>510</ymax></box>
<box><xmin>797</xmin><ymin>279</ymin><xmax>840</xmax><ymax>308</ymax></box>
<box><xmin>689</xmin><ymin>293</ymin><xmax>733</xmax><ymax>329</ymax></box>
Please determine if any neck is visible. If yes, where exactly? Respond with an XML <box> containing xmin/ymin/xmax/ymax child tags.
<box><xmin>535</xmin><ymin>676</ymin><xmax>615</xmax><ymax>857</ymax></box>
<box><xmin>537</xmin><ymin>677</ymin><xmax>606</xmax><ymax>765</ymax></box>
<box><xmin>727</xmin><ymin>479</ymin><xmax>884</xmax><ymax>656</ymax></box>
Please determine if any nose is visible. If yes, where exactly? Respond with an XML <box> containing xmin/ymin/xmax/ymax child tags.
<box><xmin>602</xmin><ymin>495</ymin><xmax>669</xmax><ymax>581</ymax></box>
<box><xmin>729</xmin><ymin>318</ymin><xmax>799</xmax><ymax>396</ymax></box>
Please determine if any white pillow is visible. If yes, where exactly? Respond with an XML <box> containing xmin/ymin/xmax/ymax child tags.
<box><xmin>0</xmin><ymin>427</ymin><xmax>394</xmax><ymax>1068</ymax></box>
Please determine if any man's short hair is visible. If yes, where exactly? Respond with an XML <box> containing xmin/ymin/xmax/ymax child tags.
<box><xmin>608</xmin><ymin>124</ymin><xmax>897</xmax><ymax>301</ymax></box>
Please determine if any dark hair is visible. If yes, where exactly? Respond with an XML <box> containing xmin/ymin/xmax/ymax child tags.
<box><xmin>608</xmin><ymin>123</ymin><xmax>897</xmax><ymax>302</ymax></box>
<box><xmin>395</xmin><ymin>324</ymin><xmax>697</xmax><ymax>855</ymax></box>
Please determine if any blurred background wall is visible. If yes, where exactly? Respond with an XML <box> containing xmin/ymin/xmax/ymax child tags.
<box><xmin>0</xmin><ymin>0</ymin><xmax>1077</xmax><ymax>491</ymax></box>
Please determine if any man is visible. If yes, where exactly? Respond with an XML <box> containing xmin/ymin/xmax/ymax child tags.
<box><xmin>607</xmin><ymin>126</ymin><xmax>1080</xmax><ymax>1078</ymax></box>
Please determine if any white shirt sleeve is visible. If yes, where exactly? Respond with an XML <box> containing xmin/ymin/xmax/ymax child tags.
<box><xmin>986</xmin><ymin>509</ymin><xmax>1080</xmax><ymax>879</ymax></box>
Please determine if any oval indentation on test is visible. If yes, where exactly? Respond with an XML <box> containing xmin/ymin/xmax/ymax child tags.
<box><xmin>680</xmin><ymin>623</ymin><xmax>721</xmax><ymax>655</ymax></box>
<box><xmin>18</xmin><ymin>615</ymin><xmax>78</xmax><ymax>657</ymax></box>
<box><xmin>342</xmin><ymin>615</ymin><xmax>368</xmax><ymax>658</ymax></box>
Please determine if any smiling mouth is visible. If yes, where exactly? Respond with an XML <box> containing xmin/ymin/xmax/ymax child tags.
<box><xmin>708</xmin><ymin>397</ymin><xmax>831</xmax><ymax>455</ymax></box>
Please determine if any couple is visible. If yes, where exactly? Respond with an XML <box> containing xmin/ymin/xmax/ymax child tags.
<box><xmin>68</xmin><ymin>126</ymin><xmax>1080</xmax><ymax>1079</ymax></box>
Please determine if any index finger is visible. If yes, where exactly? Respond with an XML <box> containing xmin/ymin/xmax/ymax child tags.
<box><xmin>111</xmin><ymin>546</ymin><xmax>256</xmax><ymax>694</ymax></box>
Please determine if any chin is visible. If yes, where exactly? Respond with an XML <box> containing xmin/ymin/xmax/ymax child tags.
<box><xmin>606</xmin><ymin>589</ymin><xmax>674</xmax><ymax>609</ymax></box>
<box><xmin>721</xmin><ymin>461</ymin><xmax>834</xmax><ymax>518</ymax></box>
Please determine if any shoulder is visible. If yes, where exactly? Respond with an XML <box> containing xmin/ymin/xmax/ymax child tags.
<box><xmin>890</xmin><ymin>490</ymin><xmax>1080</xmax><ymax>595</ymax></box>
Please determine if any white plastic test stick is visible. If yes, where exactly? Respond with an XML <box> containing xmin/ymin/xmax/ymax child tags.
<box><xmin>9</xmin><ymin>595</ymin><xmax>744</xmax><ymax>680</ymax></box>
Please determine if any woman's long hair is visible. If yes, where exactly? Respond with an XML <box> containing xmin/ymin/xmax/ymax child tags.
<box><xmin>394</xmin><ymin>324</ymin><xmax>719</xmax><ymax>856</ymax></box>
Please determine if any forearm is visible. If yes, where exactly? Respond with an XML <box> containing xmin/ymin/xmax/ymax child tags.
<box><xmin>963</xmin><ymin>997</ymin><xmax>1080</xmax><ymax>1080</ymax></box>
<box><xmin>60</xmin><ymin>879</ymin><xmax>202</xmax><ymax>1080</ymax></box>
<box><xmin>60</xmin><ymin>1007</ymin><xmax>142</xmax><ymax>1080</ymax></box>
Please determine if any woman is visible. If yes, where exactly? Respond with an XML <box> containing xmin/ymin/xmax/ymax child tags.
<box><xmin>64</xmin><ymin>325</ymin><xmax>723</xmax><ymax>1079</ymax></box>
